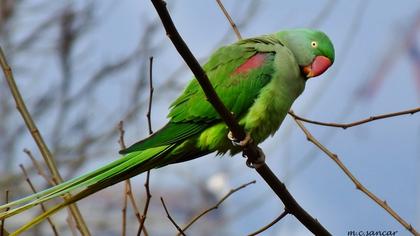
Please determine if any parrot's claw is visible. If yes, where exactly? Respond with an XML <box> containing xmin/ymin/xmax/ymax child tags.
<box><xmin>245</xmin><ymin>147</ymin><xmax>265</xmax><ymax>169</ymax></box>
<box><xmin>227</xmin><ymin>131</ymin><xmax>252</xmax><ymax>147</ymax></box>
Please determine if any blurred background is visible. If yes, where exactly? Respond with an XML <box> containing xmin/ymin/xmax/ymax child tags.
<box><xmin>0</xmin><ymin>0</ymin><xmax>419</xmax><ymax>235</ymax></box>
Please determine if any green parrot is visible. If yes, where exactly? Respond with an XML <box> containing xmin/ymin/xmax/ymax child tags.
<box><xmin>0</xmin><ymin>28</ymin><xmax>334</xmax><ymax>234</ymax></box>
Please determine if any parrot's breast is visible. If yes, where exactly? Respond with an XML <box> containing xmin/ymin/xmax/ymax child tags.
<box><xmin>241</xmin><ymin>52</ymin><xmax>305</xmax><ymax>144</ymax></box>
<box><xmin>240</xmin><ymin>81</ymin><xmax>294</xmax><ymax>144</ymax></box>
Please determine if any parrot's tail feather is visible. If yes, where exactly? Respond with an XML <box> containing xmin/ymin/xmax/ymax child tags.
<box><xmin>0</xmin><ymin>156</ymin><xmax>125</xmax><ymax>210</ymax></box>
<box><xmin>0</xmin><ymin>155</ymin><xmax>129</xmax><ymax>211</ymax></box>
<box><xmin>0</xmin><ymin>155</ymin><xmax>130</xmax><ymax>219</ymax></box>
<box><xmin>11</xmin><ymin>161</ymin><xmax>148</xmax><ymax>236</ymax></box>
<box><xmin>11</xmin><ymin>199</ymin><xmax>69</xmax><ymax>236</ymax></box>
<box><xmin>0</xmin><ymin>145</ymin><xmax>173</xmax><ymax>223</ymax></box>
<box><xmin>11</xmin><ymin>178</ymin><xmax>112</xmax><ymax>236</ymax></box>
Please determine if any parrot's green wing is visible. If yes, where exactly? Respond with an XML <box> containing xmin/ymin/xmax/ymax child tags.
<box><xmin>169</xmin><ymin>40</ymin><xmax>277</xmax><ymax>122</ymax></box>
<box><xmin>120</xmin><ymin>122</ymin><xmax>204</xmax><ymax>153</ymax></box>
<box><xmin>121</xmin><ymin>36</ymin><xmax>281</xmax><ymax>154</ymax></box>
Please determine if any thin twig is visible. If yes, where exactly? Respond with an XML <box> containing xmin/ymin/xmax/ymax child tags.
<box><xmin>118</xmin><ymin>121</ymin><xmax>127</xmax><ymax>149</ymax></box>
<box><xmin>0</xmin><ymin>46</ymin><xmax>90</xmax><ymax>235</ymax></box>
<box><xmin>19</xmin><ymin>165</ymin><xmax>59</xmax><ymax>236</ymax></box>
<box><xmin>137</xmin><ymin>56</ymin><xmax>155</xmax><ymax>236</ymax></box>
<box><xmin>293</xmin><ymin>118</ymin><xmax>419</xmax><ymax>235</ymax></box>
<box><xmin>247</xmin><ymin>210</ymin><xmax>289</xmax><ymax>236</ymax></box>
<box><xmin>117</xmin><ymin>121</ymin><xmax>146</xmax><ymax>236</ymax></box>
<box><xmin>215</xmin><ymin>0</ymin><xmax>242</xmax><ymax>40</ymax></box>
<box><xmin>23</xmin><ymin>149</ymin><xmax>55</xmax><ymax>186</ymax></box>
<box><xmin>1</xmin><ymin>191</ymin><xmax>9</xmax><ymax>236</ymax></box>
<box><xmin>150</xmin><ymin>1</ymin><xmax>330</xmax><ymax>235</ymax></box>
<box><xmin>160</xmin><ymin>197</ymin><xmax>185</xmax><ymax>236</ymax></box>
<box><xmin>126</xmin><ymin>181</ymin><xmax>144</xmax><ymax>231</ymax></box>
<box><xmin>121</xmin><ymin>181</ymin><xmax>127</xmax><ymax>236</ymax></box>
<box><xmin>137</xmin><ymin>171</ymin><xmax>151</xmax><ymax>236</ymax></box>
<box><xmin>179</xmin><ymin>180</ymin><xmax>256</xmax><ymax>234</ymax></box>
<box><xmin>146</xmin><ymin>56</ymin><xmax>154</xmax><ymax>135</ymax></box>
<box><xmin>289</xmin><ymin>107</ymin><xmax>420</xmax><ymax>129</ymax></box>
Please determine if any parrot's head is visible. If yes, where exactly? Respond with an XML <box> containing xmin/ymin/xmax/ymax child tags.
<box><xmin>277</xmin><ymin>29</ymin><xmax>335</xmax><ymax>79</ymax></box>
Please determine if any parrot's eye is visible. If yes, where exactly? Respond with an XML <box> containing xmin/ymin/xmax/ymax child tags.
<box><xmin>311</xmin><ymin>41</ymin><xmax>318</xmax><ymax>48</ymax></box>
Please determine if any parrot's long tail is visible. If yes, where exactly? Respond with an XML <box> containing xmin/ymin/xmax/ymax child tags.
<box><xmin>0</xmin><ymin>144</ymin><xmax>175</xmax><ymax>235</ymax></box>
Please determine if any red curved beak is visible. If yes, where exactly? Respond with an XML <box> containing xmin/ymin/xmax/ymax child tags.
<box><xmin>303</xmin><ymin>56</ymin><xmax>332</xmax><ymax>78</ymax></box>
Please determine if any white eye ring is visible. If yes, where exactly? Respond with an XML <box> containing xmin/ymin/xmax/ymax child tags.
<box><xmin>311</xmin><ymin>41</ymin><xmax>318</xmax><ymax>48</ymax></box>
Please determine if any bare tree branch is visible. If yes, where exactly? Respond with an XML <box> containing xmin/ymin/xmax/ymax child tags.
<box><xmin>137</xmin><ymin>170</ymin><xmax>151</xmax><ymax>236</ymax></box>
<box><xmin>247</xmin><ymin>210</ymin><xmax>288</xmax><ymax>236</ymax></box>
<box><xmin>215</xmin><ymin>0</ymin><xmax>242</xmax><ymax>40</ymax></box>
<box><xmin>293</xmin><ymin>118</ymin><xmax>419</xmax><ymax>236</ymax></box>
<box><xmin>179</xmin><ymin>180</ymin><xmax>256</xmax><ymax>234</ymax></box>
<box><xmin>160</xmin><ymin>197</ymin><xmax>185</xmax><ymax>236</ymax></box>
<box><xmin>289</xmin><ymin>107</ymin><xmax>420</xmax><ymax>129</ymax></box>
<box><xmin>146</xmin><ymin>57</ymin><xmax>155</xmax><ymax>135</ymax></box>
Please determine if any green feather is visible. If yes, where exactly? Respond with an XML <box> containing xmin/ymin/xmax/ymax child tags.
<box><xmin>120</xmin><ymin>122</ymin><xmax>208</xmax><ymax>153</ymax></box>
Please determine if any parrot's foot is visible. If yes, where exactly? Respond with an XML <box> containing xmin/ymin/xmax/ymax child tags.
<box><xmin>245</xmin><ymin>147</ymin><xmax>265</xmax><ymax>169</ymax></box>
<box><xmin>227</xmin><ymin>131</ymin><xmax>264</xmax><ymax>168</ymax></box>
<box><xmin>227</xmin><ymin>131</ymin><xmax>252</xmax><ymax>147</ymax></box>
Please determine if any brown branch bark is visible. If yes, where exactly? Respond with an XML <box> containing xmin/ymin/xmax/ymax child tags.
<box><xmin>293</xmin><ymin>118</ymin><xmax>419</xmax><ymax>236</ymax></box>
<box><xmin>149</xmin><ymin>0</ymin><xmax>331</xmax><ymax>235</ymax></box>
<box><xmin>289</xmin><ymin>107</ymin><xmax>420</xmax><ymax>129</ymax></box>
<box><xmin>0</xmin><ymin>47</ymin><xmax>90</xmax><ymax>235</ymax></box>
